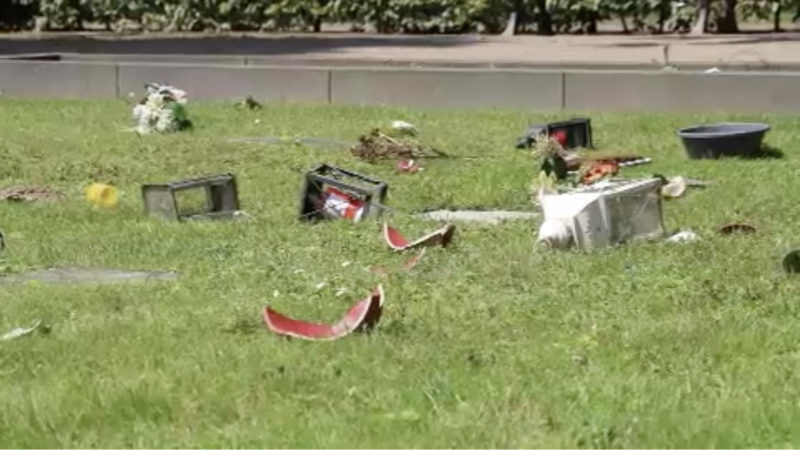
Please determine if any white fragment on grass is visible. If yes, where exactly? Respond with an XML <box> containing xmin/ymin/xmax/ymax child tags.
<box><xmin>335</xmin><ymin>287</ymin><xmax>347</xmax><ymax>297</ymax></box>
<box><xmin>315</xmin><ymin>282</ymin><xmax>327</xmax><ymax>291</ymax></box>
<box><xmin>341</xmin><ymin>261</ymin><xmax>352</xmax><ymax>268</ymax></box>
<box><xmin>666</xmin><ymin>230</ymin><xmax>700</xmax><ymax>243</ymax></box>
<box><xmin>661</xmin><ymin>176</ymin><xmax>687</xmax><ymax>198</ymax></box>
<box><xmin>391</xmin><ymin>120</ymin><xmax>417</xmax><ymax>134</ymax></box>
<box><xmin>1</xmin><ymin>320</ymin><xmax>41</xmax><ymax>341</ymax></box>
<box><xmin>254</xmin><ymin>119</ymin><xmax>261</xmax><ymax>124</ymax></box>
<box><xmin>293</xmin><ymin>269</ymin><xmax>305</xmax><ymax>274</ymax></box>
<box><xmin>272</xmin><ymin>290</ymin><xmax>280</xmax><ymax>298</ymax></box>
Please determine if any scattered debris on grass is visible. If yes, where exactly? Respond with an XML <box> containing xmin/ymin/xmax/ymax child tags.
<box><xmin>142</xmin><ymin>174</ymin><xmax>242</xmax><ymax>221</ymax></box>
<box><xmin>235</xmin><ymin>96</ymin><xmax>262</xmax><ymax>110</ymax></box>
<box><xmin>417</xmin><ymin>209</ymin><xmax>538</xmax><ymax>225</ymax></box>
<box><xmin>132</xmin><ymin>82</ymin><xmax>192</xmax><ymax>135</ymax></box>
<box><xmin>783</xmin><ymin>250</ymin><xmax>800</xmax><ymax>274</ymax></box>
<box><xmin>383</xmin><ymin>223</ymin><xmax>455</xmax><ymax>251</ymax></box>
<box><xmin>227</xmin><ymin>136</ymin><xmax>352</xmax><ymax>150</ymax></box>
<box><xmin>719</xmin><ymin>222</ymin><xmax>756</xmax><ymax>235</ymax></box>
<box><xmin>658</xmin><ymin>175</ymin><xmax>710</xmax><ymax>198</ymax></box>
<box><xmin>262</xmin><ymin>285</ymin><xmax>384</xmax><ymax>341</ymax></box>
<box><xmin>351</xmin><ymin>129</ymin><xmax>446</xmax><ymax>163</ymax></box>
<box><xmin>0</xmin><ymin>268</ymin><xmax>179</xmax><ymax>285</ymax></box>
<box><xmin>85</xmin><ymin>183</ymin><xmax>119</xmax><ymax>209</ymax></box>
<box><xmin>1</xmin><ymin>320</ymin><xmax>43</xmax><ymax>341</ymax></box>
<box><xmin>0</xmin><ymin>185</ymin><xmax>64</xmax><ymax>202</ymax></box>
<box><xmin>538</xmin><ymin>178</ymin><xmax>666</xmax><ymax>250</ymax></box>
<box><xmin>371</xmin><ymin>249</ymin><xmax>426</xmax><ymax>276</ymax></box>
<box><xmin>395</xmin><ymin>159</ymin><xmax>422</xmax><ymax>173</ymax></box>
<box><xmin>516</xmin><ymin>117</ymin><xmax>592</xmax><ymax>150</ymax></box>
<box><xmin>299</xmin><ymin>164</ymin><xmax>388</xmax><ymax>222</ymax></box>
<box><xmin>666</xmin><ymin>230</ymin><xmax>701</xmax><ymax>243</ymax></box>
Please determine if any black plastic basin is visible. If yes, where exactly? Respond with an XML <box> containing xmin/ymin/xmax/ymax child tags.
<box><xmin>677</xmin><ymin>122</ymin><xmax>770</xmax><ymax>159</ymax></box>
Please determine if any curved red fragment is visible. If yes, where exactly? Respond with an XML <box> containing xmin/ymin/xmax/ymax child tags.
<box><xmin>383</xmin><ymin>224</ymin><xmax>410</xmax><ymax>250</ymax></box>
<box><xmin>262</xmin><ymin>285</ymin><xmax>384</xmax><ymax>341</ymax></box>
<box><xmin>383</xmin><ymin>223</ymin><xmax>455</xmax><ymax>251</ymax></box>
<box><xmin>371</xmin><ymin>248</ymin><xmax>426</xmax><ymax>276</ymax></box>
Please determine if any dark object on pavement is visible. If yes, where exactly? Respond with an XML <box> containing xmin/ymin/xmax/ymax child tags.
<box><xmin>299</xmin><ymin>164</ymin><xmax>388</xmax><ymax>222</ymax></box>
<box><xmin>517</xmin><ymin>117</ymin><xmax>593</xmax><ymax>150</ymax></box>
<box><xmin>142</xmin><ymin>173</ymin><xmax>240</xmax><ymax>221</ymax></box>
<box><xmin>678</xmin><ymin>123</ymin><xmax>770</xmax><ymax>159</ymax></box>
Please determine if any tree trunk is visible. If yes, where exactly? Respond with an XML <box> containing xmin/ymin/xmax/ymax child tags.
<box><xmin>619</xmin><ymin>13</ymin><xmax>629</xmax><ymax>33</ymax></box>
<box><xmin>657</xmin><ymin>0</ymin><xmax>670</xmax><ymax>33</ymax></box>
<box><xmin>716</xmin><ymin>0</ymin><xmax>739</xmax><ymax>33</ymax></box>
<box><xmin>535</xmin><ymin>0</ymin><xmax>553</xmax><ymax>35</ymax></box>
<box><xmin>691</xmin><ymin>0</ymin><xmax>710</xmax><ymax>34</ymax></box>
<box><xmin>773</xmin><ymin>1</ymin><xmax>782</xmax><ymax>32</ymax></box>
<box><xmin>314</xmin><ymin>17</ymin><xmax>321</xmax><ymax>32</ymax></box>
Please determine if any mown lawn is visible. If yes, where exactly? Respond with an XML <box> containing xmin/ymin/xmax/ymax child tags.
<box><xmin>2</xmin><ymin>99</ymin><xmax>800</xmax><ymax>448</ymax></box>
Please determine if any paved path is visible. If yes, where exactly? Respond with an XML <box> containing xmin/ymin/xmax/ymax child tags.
<box><xmin>1</xmin><ymin>32</ymin><xmax>800</xmax><ymax>68</ymax></box>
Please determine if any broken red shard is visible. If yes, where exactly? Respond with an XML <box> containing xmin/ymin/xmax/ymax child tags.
<box><xmin>383</xmin><ymin>223</ymin><xmax>455</xmax><ymax>251</ymax></box>
<box><xmin>371</xmin><ymin>248</ymin><xmax>426</xmax><ymax>276</ymax></box>
<box><xmin>262</xmin><ymin>285</ymin><xmax>384</xmax><ymax>341</ymax></box>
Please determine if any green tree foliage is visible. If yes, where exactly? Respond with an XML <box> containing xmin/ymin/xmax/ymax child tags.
<box><xmin>4</xmin><ymin>0</ymin><xmax>795</xmax><ymax>33</ymax></box>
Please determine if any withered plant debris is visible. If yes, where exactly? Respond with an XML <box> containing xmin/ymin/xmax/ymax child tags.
<box><xmin>351</xmin><ymin>129</ymin><xmax>448</xmax><ymax>163</ymax></box>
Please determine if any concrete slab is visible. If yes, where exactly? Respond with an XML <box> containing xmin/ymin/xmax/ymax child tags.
<box><xmin>563</xmin><ymin>70</ymin><xmax>800</xmax><ymax>112</ymax></box>
<box><xmin>330</xmin><ymin>68</ymin><xmax>563</xmax><ymax>109</ymax></box>
<box><xmin>0</xmin><ymin>268</ymin><xmax>179</xmax><ymax>285</ymax></box>
<box><xmin>117</xmin><ymin>63</ymin><xmax>329</xmax><ymax>101</ymax></box>
<box><xmin>0</xmin><ymin>60</ymin><xmax>116</xmax><ymax>98</ymax></box>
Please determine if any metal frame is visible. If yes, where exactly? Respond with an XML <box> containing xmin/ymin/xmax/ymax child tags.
<box><xmin>517</xmin><ymin>117</ymin><xmax>593</xmax><ymax>150</ymax></box>
<box><xmin>141</xmin><ymin>173</ymin><xmax>240</xmax><ymax>221</ymax></box>
<box><xmin>299</xmin><ymin>164</ymin><xmax>388</xmax><ymax>222</ymax></box>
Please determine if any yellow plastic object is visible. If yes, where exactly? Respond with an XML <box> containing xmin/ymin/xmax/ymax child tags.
<box><xmin>85</xmin><ymin>183</ymin><xmax>119</xmax><ymax>208</ymax></box>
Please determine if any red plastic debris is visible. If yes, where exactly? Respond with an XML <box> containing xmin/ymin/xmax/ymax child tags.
<box><xmin>580</xmin><ymin>160</ymin><xmax>619</xmax><ymax>185</ymax></box>
<box><xmin>395</xmin><ymin>159</ymin><xmax>420</xmax><ymax>173</ymax></box>
<box><xmin>262</xmin><ymin>285</ymin><xmax>384</xmax><ymax>341</ymax></box>
<box><xmin>371</xmin><ymin>248</ymin><xmax>426</xmax><ymax>276</ymax></box>
<box><xmin>321</xmin><ymin>187</ymin><xmax>365</xmax><ymax>221</ymax></box>
<box><xmin>383</xmin><ymin>223</ymin><xmax>455</xmax><ymax>251</ymax></box>
<box><xmin>551</xmin><ymin>130</ymin><xmax>568</xmax><ymax>147</ymax></box>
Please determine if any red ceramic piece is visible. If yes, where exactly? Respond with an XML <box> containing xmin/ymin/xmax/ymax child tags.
<box><xmin>262</xmin><ymin>285</ymin><xmax>384</xmax><ymax>341</ymax></box>
<box><xmin>383</xmin><ymin>223</ymin><xmax>455</xmax><ymax>251</ymax></box>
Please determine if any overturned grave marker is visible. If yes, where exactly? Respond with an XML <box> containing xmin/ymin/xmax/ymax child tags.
<box><xmin>299</xmin><ymin>164</ymin><xmax>388</xmax><ymax>222</ymax></box>
<box><xmin>0</xmin><ymin>268</ymin><xmax>179</xmax><ymax>285</ymax></box>
<box><xmin>142</xmin><ymin>173</ymin><xmax>241</xmax><ymax>221</ymax></box>
<box><xmin>537</xmin><ymin>178</ymin><xmax>666</xmax><ymax>250</ymax></box>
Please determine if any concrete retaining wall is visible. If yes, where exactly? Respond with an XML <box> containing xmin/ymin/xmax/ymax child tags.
<box><xmin>1</xmin><ymin>59</ymin><xmax>798</xmax><ymax>112</ymax></box>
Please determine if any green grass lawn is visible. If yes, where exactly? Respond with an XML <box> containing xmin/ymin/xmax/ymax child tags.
<box><xmin>3</xmin><ymin>99</ymin><xmax>800</xmax><ymax>448</ymax></box>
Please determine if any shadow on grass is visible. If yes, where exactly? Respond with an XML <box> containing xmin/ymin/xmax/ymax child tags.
<box><xmin>749</xmin><ymin>144</ymin><xmax>785</xmax><ymax>159</ymax></box>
